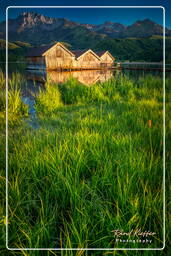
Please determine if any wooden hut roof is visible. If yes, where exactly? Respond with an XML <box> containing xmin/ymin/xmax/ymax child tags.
<box><xmin>96</xmin><ymin>50</ymin><xmax>115</xmax><ymax>60</ymax></box>
<box><xmin>26</xmin><ymin>42</ymin><xmax>75</xmax><ymax>57</ymax></box>
<box><xmin>43</xmin><ymin>42</ymin><xmax>75</xmax><ymax>57</ymax></box>
<box><xmin>26</xmin><ymin>42</ymin><xmax>113</xmax><ymax>61</ymax></box>
<box><xmin>73</xmin><ymin>49</ymin><xmax>101</xmax><ymax>60</ymax></box>
<box><xmin>71</xmin><ymin>50</ymin><xmax>88</xmax><ymax>58</ymax></box>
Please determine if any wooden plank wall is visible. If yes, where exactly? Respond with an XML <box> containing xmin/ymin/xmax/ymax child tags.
<box><xmin>27</xmin><ymin>44</ymin><xmax>114</xmax><ymax>70</ymax></box>
<box><xmin>100</xmin><ymin>53</ymin><xmax>114</xmax><ymax>67</ymax></box>
<box><xmin>45</xmin><ymin>45</ymin><xmax>75</xmax><ymax>70</ymax></box>
<box><xmin>76</xmin><ymin>52</ymin><xmax>101</xmax><ymax>69</ymax></box>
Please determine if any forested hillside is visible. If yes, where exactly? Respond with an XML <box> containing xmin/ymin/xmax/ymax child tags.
<box><xmin>1</xmin><ymin>37</ymin><xmax>171</xmax><ymax>63</ymax></box>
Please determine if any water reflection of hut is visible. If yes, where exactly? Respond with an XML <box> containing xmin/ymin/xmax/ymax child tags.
<box><xmin>26</xmin><ymin>42</ymin><xmax>115</xmax><ymax>71</ymax></box>
<box><xmin>46</xmin><ymin>71</ymin><xmax>72</xmax><ymax>84</ymax></box>
<box><xmin>47</xmin><ymin>70</ymin><xmax>114</xmax><ymax>86</ymax></box>
<box><xmin>98</xmin><ymin>70</ymin><xmax>114</xmax><ymax>83</ymax></box>
<box><xmin>73</xmin><ymin>70</ymin><xmax>101</xmax><ymax>85</ymax></box>
<box><xmin>26</xmin><ymin>69</ymin><xmax>114</xmax><ymax>86</ymax></box>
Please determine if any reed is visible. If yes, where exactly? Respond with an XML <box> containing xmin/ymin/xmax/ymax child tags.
<box><xmin>0</xmin><ymin>71</ymin><xmax>28</xmax><ymax>126</ymax></box>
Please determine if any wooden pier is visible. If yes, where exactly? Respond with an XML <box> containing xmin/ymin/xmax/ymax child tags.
<box><xmin>119</xmin><ymin>62</ymin><xmax>171</xmax><ymax>72</ymax></box>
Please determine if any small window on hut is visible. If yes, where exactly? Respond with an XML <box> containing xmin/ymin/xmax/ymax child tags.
<box><xmin>56</xmin><ymin>49</ymin><xmax>62</xmax><ymax>57</ymax></box>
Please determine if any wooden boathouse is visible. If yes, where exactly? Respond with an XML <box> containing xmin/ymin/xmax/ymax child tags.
<box><xmin>26</xmin><ymin>42</ymin><xmax>115</xmax><ymax>70</ymax></box>
<box><xmin>96</xmin><ymin>51</ymin><xmax>115</xmax><ymax>68</ymax></box>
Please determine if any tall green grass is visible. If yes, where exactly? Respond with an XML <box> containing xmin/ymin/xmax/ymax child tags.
<box><xmin>0</xmin><ymin>70</ymin><xmax>28</xmax><ymax>125</ymax></box>
<box><xmin>0</xmin><ymin>72</ymin><xmax>170</xmax><ymax>255</ymax></box>
<box><xmin>35</xmin><ymin>80</ymin><xmax>63</xmax><ymax>114</ymax></box>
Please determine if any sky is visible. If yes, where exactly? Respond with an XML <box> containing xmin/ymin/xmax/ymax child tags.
<box><xmin>0</xmin><ymin>0</ymin><xmax>171</xmax><ymax>28</ymax></box>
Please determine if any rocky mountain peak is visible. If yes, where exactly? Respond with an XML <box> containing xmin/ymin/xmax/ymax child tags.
<box><xmin>18</xmin><ymin>12</ymin><xmax>55</xmax><ymax>25</ymax></box>
<box><xmin>0</xmin><ymin>12</ymin><xmax>170</xmax><ymax>45</ymax></box>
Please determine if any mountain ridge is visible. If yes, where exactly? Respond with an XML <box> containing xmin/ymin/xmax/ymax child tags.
<box><xmin>1</xmin><ymin>11</ymin><xmax>171</xmax><ymax>64</ymax></box>
<box><xmin>0</xmin><ymin>12</ymin><xmax>170</xmax><ymax>48</ymax></box>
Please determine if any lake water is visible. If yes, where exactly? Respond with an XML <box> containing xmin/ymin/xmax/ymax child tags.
<box><xmin>24</xmin><ymin>67</ymin><xmax>165</xmax><ymax>90</ymax></box>
<box><xmin>26</xmin><ymin>69</ymin><xmax>115</xmax><ymax>86</ymax></box>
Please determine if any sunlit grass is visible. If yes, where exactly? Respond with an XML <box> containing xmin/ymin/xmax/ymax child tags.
<box><xmin>35</xmin><ymin>80</ymin><xmax>63</xmax><ymax>114</ymax></box>
<box><xmin>0</xmin><ymin>72</ymin><xmax>169</xmax><ymax>254</ymax></box>
<box><xmin>0</xmin><ymin>71</ymin><xmax>28</xmax><ymax>125</ymax></box>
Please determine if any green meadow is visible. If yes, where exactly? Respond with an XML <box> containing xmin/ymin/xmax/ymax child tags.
<box><xmin>0</xmin><ymin>70</ymin><xmax>170</xmax><ymax>255</ymax></box>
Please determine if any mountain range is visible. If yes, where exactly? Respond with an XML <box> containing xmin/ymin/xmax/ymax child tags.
<box><xmin>0</xmin><ymin>12</ymin><xmax>170</xmax><ymax>48</ymax></box>
<box><xmin>0</xmin><ymin>12</ymin><xmax>171</xmax><ymax>63</ymax></box>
